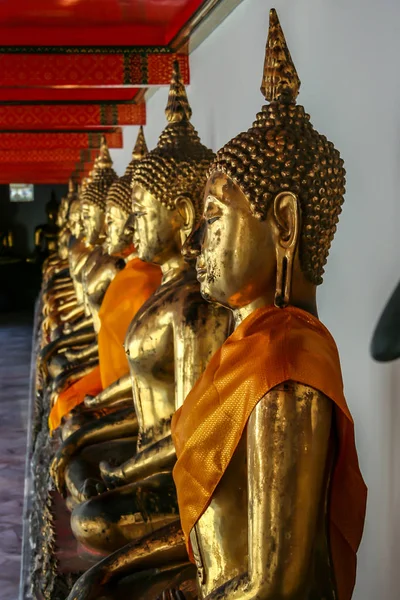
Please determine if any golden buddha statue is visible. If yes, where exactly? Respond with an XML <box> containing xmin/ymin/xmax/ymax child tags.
<box><xmin>42</xmin><ymin>179</ymin><xmax>79</xmax><ymax>303</ymax></box>
<box><xmin>48</xmin><ymin>129</ymin><xmax>162</xmax><ymax>502</ymax></box>
<box><xmin>168</xmin><ymin>10</ymin><xmax>367</xmax><ymax>600</ymax></box>
<box><xmin>41</xmin><ymin>178</ymin><xmax>92</xmax><ymax>341</ymax></box>
<box><xmin>42</xmin><ymin>144</ymin><xmax>116</xmax><ymax>346</ymax></box>
<box><xmin>58</xmin><ymin>63</ymin><xmax>231</xmax><ymax>570</ymax></box>
<box><xmin>33</xmin><ymin>190</ymin><xmax>60</xmax><ymax>261</ymax></box>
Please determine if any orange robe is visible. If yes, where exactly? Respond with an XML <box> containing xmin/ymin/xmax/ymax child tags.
<box><xmin>49</xmin><ymin>257</ymin><xmax>161</xmax><ymax>431</ymax></box>
<box><xmin>171</xmin><ymin>305</ymin><xmax>367</xmax><ymax>600</ymax></box>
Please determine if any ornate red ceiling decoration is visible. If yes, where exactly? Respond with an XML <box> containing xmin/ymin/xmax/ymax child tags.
<box><xmin>0</xmin><ymin>103</ymin><xmax>146</xmax><ymax>129</ymax></box>
<box><xmin>0</xmin><ymin>52</ymin><xmax>189</xmax><ymax>87</ymax></box>
<box><xmin>0</xmin><ymin>0</ymin><xmax>205</xmax><ymax>46</ymax></box>
<box><xmin>0</xmin><ymin>131</ymin><xmax>123</xmax><ymax>150</ymax></box>
<box><xmin>0</xmin><ymin>149</ymin><xmax>98</xmax><ymax>162</ymax></box>
<box><xmin>0</xmin><ymin>88</ymin><xmax>139</xmax><ymax>102</ymax></box>
<box><xmin>0</xmin><ymin>0</ymin><xmax>240</xmax><ymax>181</ymax></box>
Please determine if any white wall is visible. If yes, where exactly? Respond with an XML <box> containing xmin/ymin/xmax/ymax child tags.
<box><xmin>111</xmin><ymin>1</ymin><xmax>400</xmax><ymax>597</ymax></box>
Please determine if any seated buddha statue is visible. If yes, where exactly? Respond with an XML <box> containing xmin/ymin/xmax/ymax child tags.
<box><xmin>42</xmin><ymin>144</ymin><xmax>116</xmax><ymax>352</ymax></box>
<box><xmin>169</xmin><ymin>10</ymin><xmax>367</xmax><ymax>600</ymax></box>
<box><xmin>42</xmin><ymin>179</ymin><xmax>79</xmax><ymax>306</ymax></box>
<box><xmin>62</xmin><ymin>62</ymin><xmax>231</xmax><ymax>563</ymax></box>
<box><xmin>41</xmin><ymin>186</ymin><xmax>86</xmax><ymax>346</ymax></box>
<box><xmin>45</xmin><ymin>131</ymin><xmax>161</xmax><ymax>471</ymax></box>
<box><xmin>41</xmin><ymin>176</ymin><xmax>93</xmax><ymax>342</ymax></box>
<box><xmin>33</xmin><ymin>190</ymin><xmax>60</xmax><ymax>262</ymax></box>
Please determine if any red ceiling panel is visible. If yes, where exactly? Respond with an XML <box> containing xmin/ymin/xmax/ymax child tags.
<box><xmin>0</xmin><ymin>0</ymin><xmax>205</xmax><ymax>45</ymax></box>
<box><xmin>0</xmin><ymin>131</ymin><xmax>123</xmax><ymax>150</ymax></box>
<box><xmin>0</xmin><ymin>0</ymin><xmax>223</xmax><ymax>176</ymax></box>
<box><xmin>0</xmin><ymin>103</ymin><xmax>145</xmax><ymax>129</ymax></box>
<box><xmin>0</xmin><ymin>149</ymin><xmax>97</xmax><ymax>162</ymax></box>
<box><xmin>0</xmin><ymin>53</ymin><xmax>189</xmax><ymax>88</ymax></box>
<box><xmin>0</xmin><ymin>88</ymin><xmax>139</xmax><ymax>102</ymax></box>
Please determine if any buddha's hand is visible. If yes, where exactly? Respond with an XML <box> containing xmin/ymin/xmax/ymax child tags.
<box><xmin>50</xmin><ymin>443</ymin><xmax>74</xmax><ymax>497</ymax></box>
<box><xmin>66</xmin><ymin>565</ymin><xmax>108</xmax><ymax>600</ymax></box>
<box><xmin>79</xmin><ymin>477</ymin><xmax>106</xmax><ymax>501</ymax></box>
<box><xmin>83</xmin><ymin>394</ymin><xmax>98</xmax><ymax>409</ymax></box>
<box><xmin>99</xmin><ymin>460</ymin><xmax>126</xmax><ymax>489</ymax></box>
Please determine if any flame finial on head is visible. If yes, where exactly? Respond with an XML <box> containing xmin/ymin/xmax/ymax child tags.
<box><xmin>96</xmin><ymin>135</ymin><xmax>113</xmax><ymax>170</ymax></box>
<box><xmin>261</xmin><ymin>8</ymin><xmax>301</xmax><ymax>103</ymax></box>
<box><xmin>131</xmin><ymin>58</ymin><xmax>214</xmax><ymax>217</ymax></box>
<box><xmin>132</xmin><ymin>126</ymin><xmax>148</xmax><ymax>162</ymax></box>
<box><xmin>68</xmin><ymin>178</ymin><xmax>75</xmax><ymax>194</ymax></box>
<box><xmin>165</xmin><ymin>60</ymin><xmax>192</xmax><ymax>123</ymax></box>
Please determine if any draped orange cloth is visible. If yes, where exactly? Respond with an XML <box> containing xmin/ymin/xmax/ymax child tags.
<box><xmin>171</xmin><ymin>305</ymin><xmax>367</xmax><ymax>600</ymax></box>
<box><xmin>49</xmin><ymin>257</ymin><xmax>161</xmax><ymax>431</ymax></box>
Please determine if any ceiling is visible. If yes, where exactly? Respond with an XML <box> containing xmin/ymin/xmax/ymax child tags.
<box><xmin>0</xmin><ymin>0</ymin><xmax>205</xmax><ymax>45</ymax></box>
<box><xmin>0</xmin><ymin>0</ymin><xmax>238</xmax><ymax>183</ymax></box>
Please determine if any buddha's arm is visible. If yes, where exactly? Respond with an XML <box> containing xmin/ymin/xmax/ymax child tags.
<box><xmin>59</xmin><ymin>302</ymin><xmax>85</xmax><ymax>324</ymax></box>
<box><xmin>50</xmin><ymin>406</ymin><xmax>138</xmax><ymax>496</ymax></box>
<box><xmin>43</xmin><ymin>283</ymin><xmax>74</xmax><ymax>304</ymax></box>
<box><xmin>63</xmin><ymin>341</ymin><xmax>99</xmax><ymax>363</ymax></box>
<box><xmin>43</xmin><ymin>289</ymin><xmax>76</xmax><ymax>314</ymax></box>
<box><xmin>207</xmin><ymin>382</ymin><xmax>332</xmax><ymax>600</ymax></box>
<box><xmin>52</xmin><ymin>283</ymin><xmax>75</xmax><ymax>298</ymax></box>
<box><xmin>34</xmin><ymin>226</ymin><xmax>43</xmax><ymax>249</ymax></box>
<box><xmin>84</xmin><ymin>374</ymin><xmax>133</xmax><ymax>409</ymax></box>
<box><xmin>52</xmin><ymin>358</ymin><xmax>99</xmax><ymax>395</ymax></box>
<box><xmin>65</xmin><ymin>521</ymin><xmax>187</xmax><ymax>600</ymax></box>
<box><xmin>100</xmin><ymin>434</ymin><xmax>176</xmax><ymax>488</ymax></box>
<box><xmin>100</xmin><ymin>304</ymin><xmax>231</xmax><ymax>487</ymax></box>
<box><xmin>64</xmin><ymin>315</ymin><xmax>94</xmax><ymax>334</ymax></box>
<box><xmin>40</xmin><ymin>327</ymin><xmax>96</xmax><ymax>365</ymax></box>
<box><xmin>57</xmin><ymin>297</ymin><xmax>79</xmax><ymax>314</ymax></box>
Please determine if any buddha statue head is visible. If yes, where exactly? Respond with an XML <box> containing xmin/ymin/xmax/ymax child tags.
<box><xmin>57</xmin><ymin>190</ymin><xmax>69</xmax><ymax>228</ymax></box>
<box><xmin>104</xmin><ymin>128</ymin><xmax>148</xmax><ymax>255</ymax></box>
<box><xmin>68</xmin><ymin>197</ymin><xmax>83</xmax><ymax>240</ymax></box>
<box><xmin>131</xmin><ymin>61</ymin><xmax>215</xmax><ymax>265</ymax></box>
<box><xmin>189</xmin><ymin>9</ymin><xmax>345</xmax><ymax>313</ymax></box>
<box><xmin>56</xmin><ymin>179</ymin><xmax>77</xmax><ymax>259</ymax></box>
<box><xmin>81</xmin><ymin>138</ymin><xmax>117</xmax><ymax>245</ymax></box>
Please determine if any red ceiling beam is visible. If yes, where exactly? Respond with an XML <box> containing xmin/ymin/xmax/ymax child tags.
<box><xmin>3</xmin><ymin>163</ymin><xmax>94</xmax><ymax>180</ymax></box>
<box><xmin>0</xmin><ymin>88</ymin><xmax>139</xmax><ymax>102</ymax></box>
<box><xmin>0</xmin><ymin>149</ymin><xmax>98</xmax><ymax>163</ymax></box>
<box><xmin>0</xmin><ymin>26</ymin><xmax>165</xmax><ymax>47</ymax></box>
<box><xmin>3</xmin><ymin>164</ymin><xmax>90</xmax><ymax>173</ymax></box>
<box><xmin>0</xmin><ymin>131</ymin><xmax>123</xmax><ymax>150</ymax></box>
<box><xmin>0</xmin><ymin>103</ymin><xmax>145</xmax><ymax>129</ymax></box>
<box><xmin>0</xmin><ymin>52</ymin><xmax>189</xmax><ymax>87</ymax></box>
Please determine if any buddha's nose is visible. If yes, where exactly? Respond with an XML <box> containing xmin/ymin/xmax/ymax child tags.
<box><xmin>124</xmin><ymin>213</ymin><xmax>136</xmax><ymax>237</ymax></box>
<box><xmin>182</xmin><ymin>219</ymin><xmax>205</xmax><ymax>261</ymax></box>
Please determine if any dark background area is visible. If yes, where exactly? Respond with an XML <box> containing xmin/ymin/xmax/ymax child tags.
<box><xmin>0</xmin><ymin>184</ymin><xmax>67</xmax><ymax>256</ymax></box>
<box><xmin>0</xmin><ymin>183</ymin><xmax>68</xmax><ymax>311</ymax></box>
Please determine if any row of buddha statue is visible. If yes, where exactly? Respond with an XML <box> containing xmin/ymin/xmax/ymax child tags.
<box><xmin>37</xmin><ymin>9</ymin><xmax>367</xmax><ymax>600</ymax></box>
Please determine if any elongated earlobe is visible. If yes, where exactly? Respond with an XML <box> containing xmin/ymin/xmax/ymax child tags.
<box><xmin>175</xmin><ymin>195</ymin><xmax>196</xmax><ymax>242</ymax></box>
<box><xmin>272</xmin><ymin>191</ymin><xmax>300</xmax><ymax>308</ymax></box>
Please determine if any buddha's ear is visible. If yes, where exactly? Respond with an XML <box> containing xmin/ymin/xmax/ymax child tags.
<box><xmin>175</xmin><ymin>195</ymin><xmax>196</xmax><ymax>239</ymax></box>
<box><xmin>272</xmin><ymin>191</ymin><xmax>300</xmax><ymax>251</ymax></box>
<box><xmin>271</xmin><ymin>191</ymin><xmax>300</xmax><ymax>307</ymax></box>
